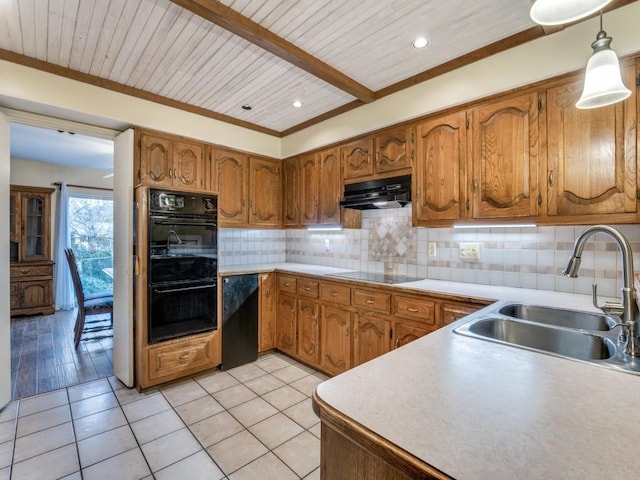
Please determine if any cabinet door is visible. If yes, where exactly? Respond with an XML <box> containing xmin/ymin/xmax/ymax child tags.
<box><xmin>212</xmin><ymin>149</ymin><xmax>248</xmax><ymax>225</ymax></box>
<box><xmin>353</xmin><ymin>313</ymin><xmax>390</xmax><ymax>367</ymax></box>
<box><xmin>297</xmin><ymin>299</ymin><xmax>320</xmax><ymax>365</ymax></box>
<box><xmin>546</xmin><ymin>69</ymin><xmax>637</xmax><ymax>217</ymax></box>
<box><xmin>342</xmin><ymin>138</ymin><xmax>374</xmax><ymax>180</ymax></box>
<box><xmin>139</xmin><ymin>133</ymin><xmax>173</xmax><ymax>187</ymax></box>
<box><xmin>9</xmin><ymin>191</ymin><xmax>20</xmax><ymax>243</ymax></box>
<box><xmin>318</xmin><ymin>148</ymin><xmax>342</xmax><ymax>224</ymax></box>
<box><xmin>21</xmin><ymin>193</ymin><xmax>50</xmax><ymax>262</ymax></box>
<box><xmin>470</xmin><ymin>92</ymin><xmax>540</xmax><ymax>218</ymax></box>
<box><xmin>320</xmin><ymin>305</ymin><xmax>351</xmax><ymax>375</ymax></box>
<box><xmin>259</xmin><ymin>273</ymin><xmax>276</xmax><ymax>353</ymax></box>
<box><xmin>283</xmin><ymin>157</ymin><xmax>301</xmax><ymax>226</ymax></box>
<box><xmin>300</xmin><ymin>153</ymin><xmax>319</xmax><ymax>225</ymax></box>
<box><xmin>391</xmin><ymin>318</ymin><xmax>434</xmax><ymax>349</ymax></box>
<box><xmin>249</xmin><ymin>157</ymin><xmax>282</xmax><ymax>227</ymax></box>
<box><xmin>375</xmin><ymin>127</ymin><xmax>412</xmax><ymax>174</ymax></box>
<box><xmin>276</xmin><ymin>292</ymin><xmax>297</xmax><ymax>356</ymax></box>
<box><xmin>173</xmin><ymin>141</ymin><xmax>205</xmax><ymax>191</ymax></box>
<box><xmin>19</xmin><ymin>280</ymin><xmax>52</xmax><ymax>310</ymax></box>
<box><xmin>414</xmin><ymin>111</ymin><xmax>467</xmax><ymax>223</ymax></box>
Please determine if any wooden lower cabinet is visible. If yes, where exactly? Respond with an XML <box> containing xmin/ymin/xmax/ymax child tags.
<box><xmin>353</xmin><ymin>313</ymin><xmax>390</xmax><ymax>367</ymax></box>
<box><xmin>274</xmin><ymin>273</ymin><xmax>487</xmax><ymax>376</ymax></box>
<box><xmin>297</xmin><ymin>299</ymin><xmax>320</xmax><ymax>364</ymax></box>
<box><xmin>146</xmin><ymin>333</ymin><xmax>219</xmax><ymax>383</ymax></box>
<box><xmin>276</xmin><ymin>292</ymin><xmax>297</xmax><ymax>356</ymax></box>
<box><xmin>10</xmin><ymin>261</ymin><xmax>55</xmax><ymax>316</ymax></box>
<box><xmin>320</xmin><ymin>305</ymin><xmax>352</xmax><ymax>375</ymax></box>
<box><xmin>441</xmin><ymin>302</ymin><xmax>482</xmax><ymax>325</ymax></box>
<box><xmin>258</xmin><ymin>273</ymin><xmax>276</xmax><ymax>352</ymax></box>
<box><xmin>391</xmin><ymin>318</ymin><xmax>435</xmax><ymax>350</ymax></box>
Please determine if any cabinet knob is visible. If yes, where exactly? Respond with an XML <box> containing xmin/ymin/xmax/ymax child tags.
<box><xmin>365</xmin><ymin>299</ymin><xmax>375</xmax><ymax>304</ymax></box>
<box><xmin>330</xmin><ymin>291</ymin><xmax>338</xmax><ymax>297</ymax></box>
<box><xmin>20</xmin><ymin>269</ymin><xmax>29</xmax><ymax>274</ymax></box>
<box><xmin>548</xmin><ymin>170</ymin><xmax>554</xmax><ymax>187</ymax></box>
<box><xmin>407</xmin><ymin>307</ymin><xmax>419</xmax><ymax>313</ymax></box>
<box><xmin>303</xmin><ymin>287</ymin><xmax>311</xmax><ymax>291</ymax></box>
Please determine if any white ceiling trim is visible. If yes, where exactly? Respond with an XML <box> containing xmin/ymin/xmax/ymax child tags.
<box><xmin>0</xmin><ymin>107</ymin><xmax>121</xmax><ymax>140</ymax></box>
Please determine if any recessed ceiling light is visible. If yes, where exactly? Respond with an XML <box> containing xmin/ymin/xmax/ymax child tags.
<box><xmin>292</xmin><ymin>100</ymin><xmax>303</xmax><ymax>108</ymax></box>
<box><xmin>412</xmin><ymin>37</ymin><xmax>429</xmax><ymax>49</ymax></box>
<box><xmin>241</xmin><ymin>104</ymin><xmax>253</xmax><ymax>110</ymax></box>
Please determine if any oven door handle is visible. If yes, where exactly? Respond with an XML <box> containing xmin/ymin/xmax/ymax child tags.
<box><xmin>152</xmin><ymin>220</ymin><xmax>216</xmax><ymax>227</ymax></box>
<box><xmin>152</xmin><ymin>284</ymin><xmax>216</xmax><ymax>294</ymax></box>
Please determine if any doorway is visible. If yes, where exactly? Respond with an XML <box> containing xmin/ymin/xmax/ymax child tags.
<box><xmin>9</xmin><ymin>122</ymin><xmax>117</xmax><ymax>400</ymax></box>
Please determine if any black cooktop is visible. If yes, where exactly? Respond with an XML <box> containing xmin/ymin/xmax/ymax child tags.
<box><xmin>327</xmin><ymin>271</ymin><xmax>422</xmax><ymax>284</ymax></box>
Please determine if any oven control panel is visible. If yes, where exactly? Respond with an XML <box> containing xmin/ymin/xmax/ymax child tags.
<box><xmin>149</xmin><ymin>189</ymin><xmax>217</xmax><ymax>215</ymax></box>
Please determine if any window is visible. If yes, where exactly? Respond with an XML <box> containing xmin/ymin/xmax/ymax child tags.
<box><xmin>68</xmin><ymin>194</ymin><xmax>113</xmax><ymax>295</ymax></box>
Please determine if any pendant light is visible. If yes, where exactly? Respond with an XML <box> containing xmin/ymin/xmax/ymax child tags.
<box><xmin>576</xmin><ymin>12</ymin><xmax>631</xmax><ymax>109</ymax></box>
<box><xmin>530</xmin><ymin>0</ymin><xmax>612</xmax><ymax>25</ymax></box>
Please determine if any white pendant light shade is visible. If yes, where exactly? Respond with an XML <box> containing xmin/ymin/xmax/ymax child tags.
<box><xmin>576</xmin><ymin>31</ymin><xmax>631</xmax><ymax>109</ymax></box>
<box><xmin>530</xmin><ymin>0</ymin><xmax>612</xmax><ymax>25</ymax></box>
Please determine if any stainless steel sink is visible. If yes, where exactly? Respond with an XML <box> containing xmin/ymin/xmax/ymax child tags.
<box><xmin>459</xmin><ymin>316</ymin><xmax>615</xmax><ymax>361</ymax></box>
<box><xmin>498</xmin><ymin>303</ymin><xmax>613</xmax><ymax>331</ymax></box>
<box><xmin>453</xmin><ymin>301</ymin><xmax>640</xmax><ymax>375</ymax></box>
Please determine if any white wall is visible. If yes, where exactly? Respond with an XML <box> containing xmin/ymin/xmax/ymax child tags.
<box><xmin>282</xmin><ymin>1</ymin><xmax>640</xmax><ymax>156</ymax></box>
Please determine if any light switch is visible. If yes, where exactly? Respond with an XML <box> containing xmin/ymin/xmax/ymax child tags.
<box><xmin>459</xmin><ymin>242</ymin><xmax>480</xmax><ymax>259</ymax></box>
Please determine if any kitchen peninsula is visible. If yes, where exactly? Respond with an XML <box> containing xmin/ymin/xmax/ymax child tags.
<box><xmin>312</xmin><ymin>303</ymin><xmax>640</xmax><ymax>479</ymax></box>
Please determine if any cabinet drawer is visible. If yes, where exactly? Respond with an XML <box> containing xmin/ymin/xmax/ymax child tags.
<box><xmin>320</xmin><ymin>283</ymin><xmax>351</xmax><ymax>306</ymax></box>
<box><xmin>393</xmin><ymin>296</ymin><xmax>436</xmax><ymax>324</ymax></box>
<box><xmin>297</xmin><ymin>278</ymin><xmax>319</xmax><ymax>298</ymax></box>
<box><xmin>148</xmin><ymin>335</ymin><xmax>214</xmax><ymax>381</ymax></box>
<box><xmin>352</xmin><ymin>289</ymin><xmax>391</xmax><ymax>314</ymax></box>
<box><xmin>10</xmin><ymin>264</ymin><xmax>53</xmax><ymax>279</ymax></box>
<box><xmin>441</xmin><ymin>303</ymin><xmax>481</xmax><ymax>325</ymax></box>
<box><xmin>278</xmin><ymin>275</ymin><xmax>297</xmax><ymax>293</ymax></box>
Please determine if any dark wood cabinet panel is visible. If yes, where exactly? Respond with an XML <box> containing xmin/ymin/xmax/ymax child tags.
<box><xmin>320</xmin><ymin>305</ymin><xmax>351</xmax><ymax>375</ymax></box>
<box><xmin>300</xmin><ymin>153</ymin><xmax>320</xmax><ymax>225</ymax></box>
<box><xmin>212</xmin><ymin>148</ymin><xmax>248</xmax><ymax>225</ymax></box>
<box><xmin>283</xmin><ymin>157</ymin><xmax>301</xmax><ymax>226</ymax></box>
<box><xmin>297</xmin><ymin>299</ymin><xmax>320</xmax><ymax>365</ymax></box>
<box><xmin>249</xmin><ymin>157</ymin><xmax>282</xmax><ymax>227</ymax></box>
<box><xmin>342</xmin><ymin>138</ymin><xmax>374</xmax><ymax>180</ymax></box>
<box><xmin>353</xmin><ymin>313</ymin><xmax>390</xmax><ymax>367</ymax></box>
<box><xmin>319</xmin><ymin>148</ymin><xmax>342</xmax><ymax>224</ymax></box>
<box><xmin>276</xmin><ymin>292</ymin><xmax>297</xmax><ymax>356</ymax></box>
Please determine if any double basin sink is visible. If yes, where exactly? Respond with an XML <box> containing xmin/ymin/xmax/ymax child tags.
<box><xmin>454</xmin><ymin>302</ymin><xmax>640</xmax><ymax>375</ymax></box>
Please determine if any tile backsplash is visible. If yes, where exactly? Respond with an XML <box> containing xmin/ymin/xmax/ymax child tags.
<box><xmin>287</xmin><ymin>207</ymin><xmax>640</xmax><ymax>297</ymax></box>
<box><xmin>222</xmin><ymin>206</ymin><xmax>640</xmax><ymax>297</ymax></box>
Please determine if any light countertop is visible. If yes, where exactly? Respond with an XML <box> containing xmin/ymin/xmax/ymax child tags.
<box><xmin>219</xmin><ymin>262</ymin><xmax>609</xmax><ymax>314</ymax></box>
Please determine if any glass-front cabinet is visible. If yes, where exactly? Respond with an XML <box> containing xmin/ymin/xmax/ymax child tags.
<box><xmin>10</xmin><ymin>185</ymin><xmax>55</xmax><ymax>316</ymax></box>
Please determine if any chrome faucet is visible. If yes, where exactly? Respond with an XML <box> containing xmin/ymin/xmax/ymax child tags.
<box><xmin>166</xmin><ymin>230</ymin><xmax>183</xmax><ymax>250</ymax></box>
<box><xmin>563</xmin><ymin>225</ymin><xmax>639</xmax><ymax>357</ymax></box>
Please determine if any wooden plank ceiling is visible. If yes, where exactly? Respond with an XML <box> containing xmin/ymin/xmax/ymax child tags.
<box><xmin>0</xmin><ymin>0</ymin><xmax>634</xmax><ymax>136</ymax></box>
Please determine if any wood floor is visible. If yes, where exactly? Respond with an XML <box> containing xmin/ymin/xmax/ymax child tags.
<box><xmin>10</xmin><ymin>309</ymin><xmax>113</xmax><ymax>401</ymax></box>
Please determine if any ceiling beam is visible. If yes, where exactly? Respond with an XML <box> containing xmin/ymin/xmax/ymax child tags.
<box><xmin>169</xmin><ymin>0</ymin><xmax>376</xmax><ymax>103</ymax></box>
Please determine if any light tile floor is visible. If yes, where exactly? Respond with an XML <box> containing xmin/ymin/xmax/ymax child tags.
<box><xmin>0</xmin><ymin>353</ymin><xmax>326</xmax><ymax>480</ymax></box>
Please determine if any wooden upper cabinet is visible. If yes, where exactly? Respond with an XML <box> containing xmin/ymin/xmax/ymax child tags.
<box><xmin>546</xmin><ymin>65</ymin><xmax>637</xmax><ymax>219</ymax></box>
<box><xmin>137</xmin><ymin>131</ymin><xmax>206</xmax><ymax>192</ymax></box>
<box><xmin>212</xmin><ymin>148</ymin><xmax>248</xmax><ymax>225</ymax></box>
<box><xmin>414</xmin><ymin>110</ymin><xmax>467</xmax><ymax>224</ymax></box>
<box><xmin>9</xmin><ymin>190</ymin><xmax>20</xmax><ymax>246</ymax></box>
<box><xmin>318</xmin><ymin>148</ymin><xmax>342</xmax><ymax>224</ymax></box>
<box><xmin>249</xmin><ymin>157</ymin><xmax>282</xmax><ymax>227</ymax></box>
<box><xmin>470</xmin><ymin>91</ymin><xmax>540</xmax><ymax>219</ymax></box>
<box><xmin>342</xmin><ymin>138</ymin><xmax>374</xmax><ymax>180</ymax></box>
<box><xmin>375</xmin><ymin>126</ymin><xmax>413</xmax><ymax>174</ymax></box>
<box><xmin>283</xmin><ymin>157</ymin><xmax>301</xmax><ymax>227</ymax></box>
<box><xmin>173</xmin><ymin>141</ymin><xmax>205</xmax><ymax>190</ymax></box>
<box><xmin>139</xmin><ymin>133</ymin><xmax>173</xmax><ymax>188</ymax></box>
<box><xmin>300</xmin><ymin>153</ymin><xmax>320</xmax><ymax>225</ymax></box>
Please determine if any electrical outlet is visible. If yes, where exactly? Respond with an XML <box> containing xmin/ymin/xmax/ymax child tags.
<box><xmin>428</xmin><ymin>242</ymin><xmax>437</xmax><ymax>257</ymax></box>
<box><xmin>324</xmin><ymin>238</ymin><xmax>330</xmax><ymax>252</ymax></box>
<box><xmin>459</xmin><ymin>242</ymin><xmax>480</xmax><ymax>259</ymax></box>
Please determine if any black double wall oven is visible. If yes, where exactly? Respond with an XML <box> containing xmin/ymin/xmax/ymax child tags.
<box><xmin>147</xmin><ymin>189</ymin><xmax>218</xmax><ymax>344</ymax></box>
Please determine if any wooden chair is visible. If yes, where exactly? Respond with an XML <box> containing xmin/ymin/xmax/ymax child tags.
<box><xmin>64</xmin><ymin>248</ymin><xmax>113</xmax><ymax>348</ymax></box>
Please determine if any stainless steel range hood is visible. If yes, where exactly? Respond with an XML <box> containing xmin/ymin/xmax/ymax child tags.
<box><xmin>340</xmin><ymin>175</ymin><xmax>411</xmax><ymax>210</ymax></box>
